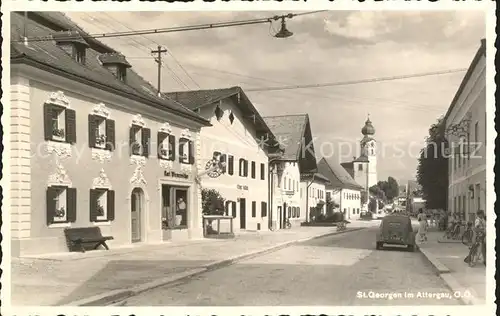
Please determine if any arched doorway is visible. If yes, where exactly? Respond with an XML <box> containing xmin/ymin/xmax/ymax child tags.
<box><xmin>131</xmin><ymin>188</ymin><xmax>144</xmax><ymax>242</ymax></box>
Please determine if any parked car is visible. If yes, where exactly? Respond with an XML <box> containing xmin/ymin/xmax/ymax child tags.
<box><xmin>376</xmin><ymin>210</ymin><xmax>387</xmax><ymax>219</ymax></box>
<box><xmin>376</xmin><ymin>214</ymin><xmax>416</xmax><ymax>251</ymax></box>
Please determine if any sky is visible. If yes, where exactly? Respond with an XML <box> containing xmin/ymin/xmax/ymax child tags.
<box><xmin>67</xmin><ymin>10</ymin><xmax>485</xmax><ymax>186</ymax></box>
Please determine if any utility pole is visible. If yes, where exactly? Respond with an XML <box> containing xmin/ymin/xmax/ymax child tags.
<box><xmin>151</xmin><ymin>45</ymin><xmax>168</xmax><ymax>96</ymax></box>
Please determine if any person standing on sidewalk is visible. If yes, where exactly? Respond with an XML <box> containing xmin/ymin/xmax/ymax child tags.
<box><xmin>417</xmin><ymin>208</ymin><xmax>428</xmax><ymax>242</ymax></box>
<box><xmin>474</xmin><ymin>209</ymin><xmax>486</xmax><ymax>265</ymax></box>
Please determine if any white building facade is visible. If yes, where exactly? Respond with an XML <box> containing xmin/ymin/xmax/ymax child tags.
<box><xmin>166</xmin><ymin>88</ymin><xmax>281</xmax><ymax>232</ymax></box>
<box><xmin>444</xmin><ymin>39</ymin><xmax>486</xmax><ymax>222</ymax></box>
<box><xmin>300</xmin><ymin>173</ymin><xmax>330</xmax><ymax>221</ymax></box>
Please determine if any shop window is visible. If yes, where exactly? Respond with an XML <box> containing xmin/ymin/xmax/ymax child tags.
<box><xmin>46</xmin><ymin>186</ymin><xmax>77</xmax><ymax>225</ymax></box>
<box><xmin>252</xmin><ymin>201</ymin><xmax>257</xmax><ymax>217</ymax></box>
<box><xmin>228</xmin><ymin>155</ymin><xmax>234</xmax><ymax>175</ymax></box>
<box><xmin>261</xmin><ymin>201</ymin><xmax>267</xmax><ymax>217</ymax></box>
<box><xmin>179</xmin><ymin>137</ymin><xmax>194</xmax><ymax>164</ymax></box>
<box><xmin>260</xmin><ymin>163</ymin><xmax>265</xmax><ymax>180</ymax></box>
<box><xmin>239</xmin><ymin>159</ymin><xmax>248</xmax><ymax>177</ymax></box>
<box><xmin>89</xmin><ymin>115</ymin><xmax>116</xmax><ymax>151</ymax></box>
<box><xmin>44</xmin><ymin>103</ymin><xmax>76</xmax><ymax>144</ymax></box>
<box><xmin>251</xmin><ymin>161</ymin><xmax>256</xmax><ymax>179</ymax></box>
<box><xmin>130</xmin><ymin>125</ymin><xmax>151</xmax><ymax>157</ymax></box>
<box><xmin>158</xmin><ymin>132</ymin><xmax>175</xmax><ymax>161</ymax></box>
<box><xmin>90</xmin><ymin>188</ymin><xmax>115</xmax><ymax>222</ymax></box>
<box><xmin>162</xmin><ymin>186</ymin><xmax>189</xmax><ymax>229</ymax></box>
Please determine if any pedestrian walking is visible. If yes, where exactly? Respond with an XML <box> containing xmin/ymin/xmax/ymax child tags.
<box><xmin>417</xmin><ymin>208</ymin><xmax>428</xmax><ymax>242</ymax></box>
<box><xmin>474</xmin><ymin>209</ymin><xmax>486</xmax><ymax>265</ymax></box>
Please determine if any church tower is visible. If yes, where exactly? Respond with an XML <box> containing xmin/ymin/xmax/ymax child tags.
<box><xmin>360</xmin><ymin>116</ymin><xmax>377</xmax><ymax>190</ymax></box>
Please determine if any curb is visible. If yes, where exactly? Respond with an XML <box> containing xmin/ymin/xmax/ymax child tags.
<box><xmin>65</xmin><ymin>227</ymin><xmax>365</xmax><ymax>306</ymax></box>
<box><xmin>415</xmin><ymin>242</ymin><xmax>480</xmax><ymax>305</ymax></box>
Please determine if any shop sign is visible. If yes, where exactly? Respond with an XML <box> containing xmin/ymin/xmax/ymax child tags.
<box><xmin>236</xmin><ymin>184</ymin><xmax>249</xmax><ymax>190</ymax></box>
<box><xmin>164</xmin><ymin>171</ymin><xmax>189</xmax><ymax>179</ymax></box>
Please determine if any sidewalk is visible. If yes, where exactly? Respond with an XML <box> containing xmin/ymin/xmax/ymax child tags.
<box><xmin>11</xmin><ymin>223</ymin><xmax>372</xmax><ymax>306</ymax></box>
<box><xmin>416</xmin><ymin>229</ymin><xmax>486</xmax><ymax>305</ymax></box>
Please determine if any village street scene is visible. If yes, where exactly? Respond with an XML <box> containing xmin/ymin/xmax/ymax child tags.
<box><xmin>8</xmin><ymin>11</ymin><xmax>487</xmax><ymax>306</ymax></box>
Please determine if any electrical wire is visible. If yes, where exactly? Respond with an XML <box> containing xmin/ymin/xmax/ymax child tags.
<box><xmin>14</xmin><ymin>11</ymin><xmax>327</xmax><ymax>43</ymax></box>
<box><xmin>245</xmin><ymin>69</ymin><xmax>468</xmax><ymax>92</ymax></box>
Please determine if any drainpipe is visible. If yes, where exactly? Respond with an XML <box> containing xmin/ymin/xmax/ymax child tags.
<box><xmin>268</xmin><ymin>163</ymin><xmax>273</xmax><ymax>230</ymax></box>
<box><xmin>305</xmin><ymin>173</ymin><xmax>316</xmax><ymax>222</ymax></box>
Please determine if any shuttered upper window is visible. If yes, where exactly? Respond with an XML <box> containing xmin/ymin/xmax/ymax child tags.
<box><xmin>179</xmin><ymin>137</ymin><xmax>195</xmax><ymax>165</ymax></box>
<box><xmin>130</xmin><ymin>125</ymin><xmax>151</xmax><ymax>157</ymax></box>
<box><xmin>44</xmin><ymin>103</ymin><xmax>76</xmax><ymax>144</ymax></box>
<box><xmin>89</xmin><ymin>115</ymin><xmax>115</xmax><ymax>151</ymax></box>
<box><xmin>158</xmin><ymin>132</ymin><xmax>175</xmax><ymax>161</ymax></box>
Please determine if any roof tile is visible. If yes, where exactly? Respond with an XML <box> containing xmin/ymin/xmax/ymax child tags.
<box><xmin>262</xmin><ymin>114</ymin><xmax>308</xmax><ymax>160</ymax></box>
<box><xmin>318</xmin><ymin>158</ymin><xmax>363</xmax><ymax>190</ymax></box>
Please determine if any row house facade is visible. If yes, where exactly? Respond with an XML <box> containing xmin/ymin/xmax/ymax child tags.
<box><xmin>10</xmin><ymin>12</ymin><xmax>211</xmax><ymax>256</ymax></box>
<box><xmin>166</xmin><ymin>88</ymin><xmax>282</xmax><ymax>232</ymax></box>
<box><xmin>263</xmin><ymin>114</ymin><xmax>320</xmax><ymax>228</ymax></box>
<box><xmin>444</xmin><ymin>39</ymin><xmax>486</xmax><ymax>222</ymax></box>
<box><xmin>300</xmin><ymin>173</ymin><xmax>330</xmax><ymax>221</ymax></box>
<box><xmin>318</xmin><ymin>157</ymin><xmax>363</xmax><ymax>220</ymax></box>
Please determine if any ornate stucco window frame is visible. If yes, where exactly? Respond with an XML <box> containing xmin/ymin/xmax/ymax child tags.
<box><xmin>91</xmin><ymin>169</ymin><xmax>114</xmax><ymax>226</ymax></box>
<box><xmin>91</xmin><ymin>103</ymin><xmax>114</xmax><ymax>163</ymax></box>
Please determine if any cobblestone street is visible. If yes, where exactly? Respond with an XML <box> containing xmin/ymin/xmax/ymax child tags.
<box><xmin>123</xmin><ymin>227</ymin><xmax>462</xmax><ymax>306</ymax></box>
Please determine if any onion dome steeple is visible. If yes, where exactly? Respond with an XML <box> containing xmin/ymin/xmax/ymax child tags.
<box><xmin>361</xmin><ymin>115</ymin><xmax>375</xmax><ymax>136</ymax></box>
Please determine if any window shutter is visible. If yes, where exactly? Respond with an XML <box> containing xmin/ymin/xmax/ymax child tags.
<box><xmin>231</xmin><ymin>201</ymin><xmax>237</xmax><ymax>218</ymax></box>
<box><xmin>129</xmin><ymin>125</ymin><xmax>139</xmax><ymax>156</ymax></box>
<box><xmin>107</xmin><ymin>190</ymin><xmax>115</xmax><ymax>221</ymax></box>
<box><xmin>228</xmin><ymin>155</ymin><xmax>234</xmax><ymax>175</ymax></box>
<box><xmin>298</xmin><ymin>207</ymin><xmax>300</xmax><ymax>217</ymax></box>
<box><xmin>252</xmin><ymin>201</ymin><xmax>256</xmax><ymax>217</ymax></box>
<box><xmin>105</xmin><ymin>119</ymin><xmax>116</xmax><ymax>151</ymax></box>
<box><xmin>261</xmin><ymin>201</ymin><xmax>267</xmax><ymax>217</ymax></box>
<box><xmin>89</xmin><ymin>189</ymin><xmax>99</xmax><ymax>222</ymax></box>
<box><xmin>224</xmin><ymin>201</ymin><xmax>231</xmax><ymax>216</ymax></box>
<box><xmin>288</xmin><ymin>207</ymin><xmax>291</xmax><ymax>218</ymax></box>
<box><xmin>157</xmin><ymin>132</ymin><xmax>167</xmax><ymax>159</ymax></box>
<box><xmin>66</xmin><ymin>187</ymin><xmax>77</xmax><ymax>223</ymax></box>
<box><xmin>188</xmin><ymin>140</ymin><xmax>195</xmax><ymax>165</ymax></box>
<box><xmin>168</xmin><ymin>135</ymin><xmax>176</xmax><ymax>161</ymax></box>
<box><xmin>220</xmin><ymin>154</ymin><xmax>227</xmax><ymax>173</ymax></box>
<box><xmin>179</xmin><ymin>139</ymin><xmax>185</xmax><ymax>163</ymax></box>
<box><xmin>88</xmin><ymin>115</ymin><xmax>97</xmax><ymax>148</ymax></box>
<box><xmin>44</xmin><ymin>103</ymin><xmax>53</xmax><ymax>141</ymax></box>
<box><xmin>46</xmin><ymin>187</ymin><xmax>57</xmax><ymax>225</ymax></box>
<box><xmin>260</xmin><ymin>163</ymin><xmax>265</xmax><ymax>180</ymax></box>
<box><xmin>65</xmin><ymin>109</ymin><xmax>77</xmax><ymax>144</ymax></box>
<box><xmin>141</xmin><ymin>128</ymin><xmax>151</xmax><ymax>158</ymax></box>
<box><xmin>251</xmin><ymin>161</ymin><xmax>256</xmax><ymax>179</ymax></box>
<box><xmin>244</xmin><ymin>160</ymin><xmax>248</xmax><ymax>177</ymax></box>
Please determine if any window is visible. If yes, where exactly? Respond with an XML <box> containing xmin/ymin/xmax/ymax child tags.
<box><xmin>252</xmin><ymin>201</ymin><xmax>257</xmax><ymax>217</ymax></box>
<box><xmin>46</xmin><ymin>186</ymin><xmax>77</xmax><ymax>225</ymax></box>
<box><xmin>158</xmin><ymin>132</ymin><xmax>175</xmax><ymax>161</ymax></box>
<box><xmin>260</xmin><ymin>163</ymin><xmax>265</xmax><ymax>180</ymax></box>
<box><xmin>283</xmin><ymin>177</ymin><xmax>287</xmax><ymax>190</ymax></box>
<box><xmin>228</xmin><ymin>155</ymin><xmax>234</xmax><ymax>175</ymax></box>
<box><xmin>251</xmin><ymin>161</ymin><xmax>256</xmax><ymax>179</ymax></box>
<box><xmin>90</xmin><ymin>188</ymin><xmax>115</xmax><ymax>222</ymax></box>
<box><xmin>117</xmin><ymin>67</ymin><xmax>127</xmax><ymax>82</ymax></box>
<box><xmin>298</xmin><ymin>207</ymin><xmax>300</xmax><ymax>218</ymax></box>
<box><xmin>261</xmin><ymin>201</ymin><xmax>267</xmax><ymax>217</ymax></box>
<box><xmin>292</xmin><ymin>181</ymin><xmax>295</xmax><ymax>191</ymax></box>
<box><xmin>288</xmin><ymin>178</ymin><xmax>291</xmax><ymax>190</ymax></box>
<box><xmin>44</xmin><ymin>103</ymin><xmax>76</xmax><ymax>144</ymax></box>
<box><xmin>129</xmin><ymin>125</ymin><xmax>151</xmax><ymax>157</ymax></box>
<box><xmin>239</xmin><ymin>159</ymin><xmax>248</xmax><ymax>177</ymax></box>
<box><xmin>474</xmin><ymin>121</ymin><xmax>479</xmax><ymax>145</ymax></box>
<box><xmin>179</xmin><ymin>137</ymin><xmax>194</xmax><ymax>164</ymax></box>
<box><xmin>89</xmin><ymin>115</ymin><xmax>116</xmax><ymax>151</ymax></box>
<box><xmin>358</xmin><ymin>164</ymin><xmax>363</xmax><ymax>171</ymax></box>
<box><xmin>288</xmin><ymin>207</ymin><xmax>291</xmax><ymax>218</ymax></box>
<box><xmin>75</xmin><ymin>45</ymin><xmax>86</xmax><ymax>64</ymax></box>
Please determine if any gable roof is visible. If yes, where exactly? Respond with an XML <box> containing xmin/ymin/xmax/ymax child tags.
<box><xmin>318</xmin><ymin>157</ymin><xmax>363</xmax><ymax>190</ymax></box>
<box><xmin>165</xmin><ymin>87</ymin><xmax>283</xmax><ymax>155</ymax></box>
<box><xmin>262</xmin><ymin>114</ymin><xmax>309</xmax><ymax>161</ymax></box>
<box><xmin>10</xmin><ymin>12</ymin><xmax>210</xmax><ymax>126</ymax></box>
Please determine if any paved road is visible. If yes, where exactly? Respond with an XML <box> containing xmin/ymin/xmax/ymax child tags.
<box><xmin>123</xmin><ymin>227</ymin><xmax>462</xmax><ymax>306</ymax></box>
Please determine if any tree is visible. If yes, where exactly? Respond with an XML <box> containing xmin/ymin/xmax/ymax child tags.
<box><xmin>360</xmin><ymin>190</ymin><xmax>368</xmax><ymax>205</ymax></box>
<box><xmin>201</xmin><ymin>189</ymin><xmax>225</xmax><ymax>215</ymax></box>
<box><xmin>385</xmin><ymin>177</ymin><xmax>399</xmax><ymax>201</ymax></box>
<box><xmin>369</xmin><ymin>185</ymin><xmax>386</xmax><ymax>202</ymax></box>
<box><xmin>416</xmin><ymin>118</ymin><xmax>449</xmax><ymax>209</ymax></box>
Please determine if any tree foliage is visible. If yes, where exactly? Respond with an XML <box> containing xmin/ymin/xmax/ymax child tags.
<box><xmin>368</xmin><ymin>197</ymin><xmax>378</xmax><ymax>213</ymax></box>
<box><xmin>416</xmin><ymin>118</ymin><xmax>449</xmax><ymax>209</ymax></box>
<box><xmin>370</xmin><ymin>177</ymin><xmax>399</xmax><ymax>202</ymax></box>
<box><xmin>201</xmin><ymin>189</ymin><xmax>226</xmax><ymax>215</ymax></box>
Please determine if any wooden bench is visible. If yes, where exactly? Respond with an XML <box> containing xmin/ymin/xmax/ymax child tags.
<box><xmin>64</xmin><ymin>227</ymin><xmax>114</xmax><ymax>253</ymax></box>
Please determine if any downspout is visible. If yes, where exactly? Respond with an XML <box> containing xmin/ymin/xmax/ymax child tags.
<box><xmin>268</xmin><ymin>163</ymin><xmax>273</xmax><ymax>230</ymax></box>
<box><xmin>305</xmin><ymin>173</ymin><xmax>316</xmax><ymax>222</ymax></box>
